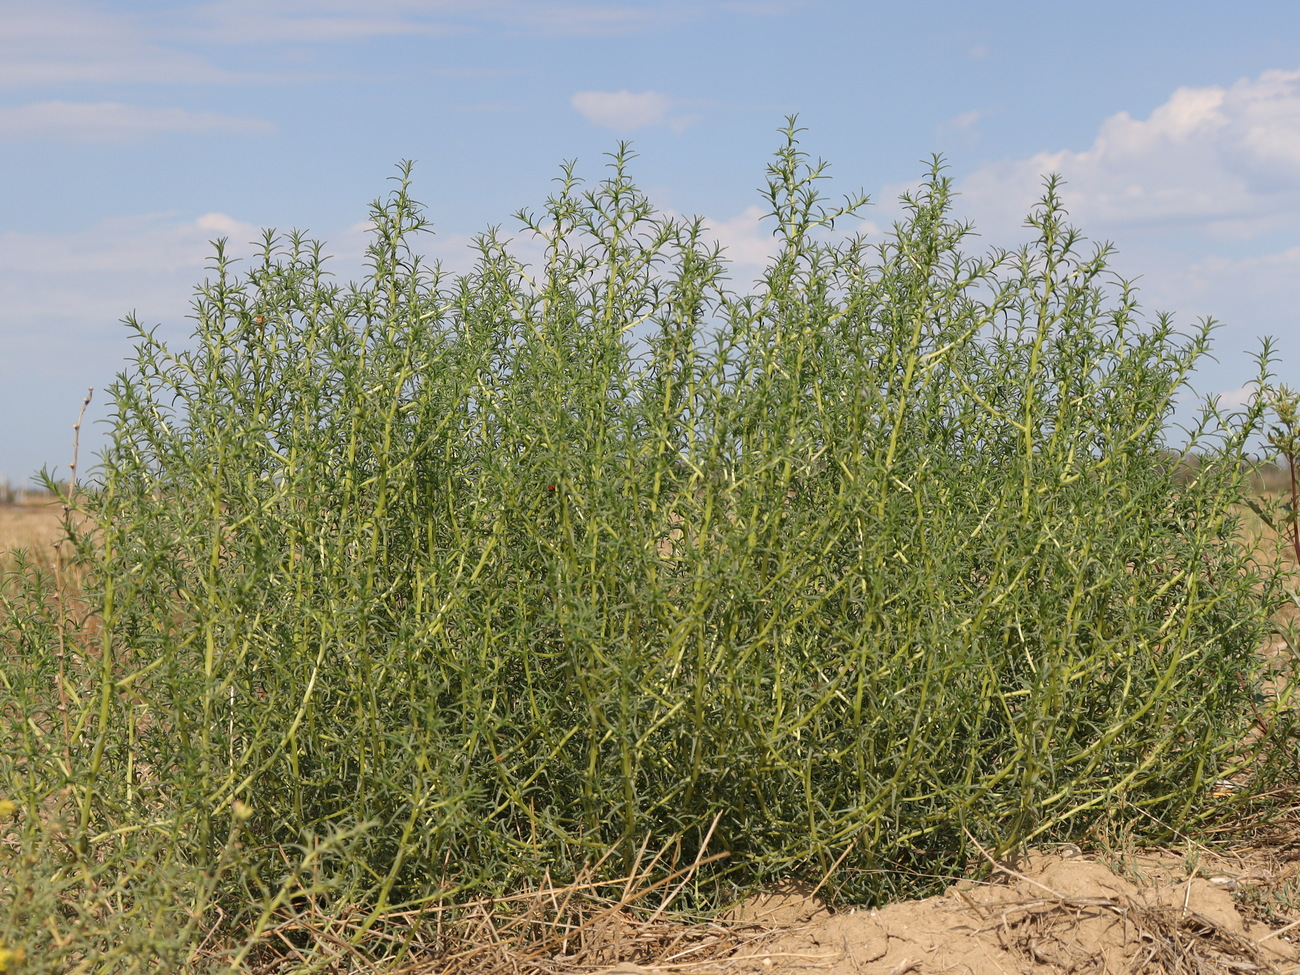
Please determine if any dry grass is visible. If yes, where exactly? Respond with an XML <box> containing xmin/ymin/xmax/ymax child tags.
<box><xmin>1232</xmin><ymin>490</ymin><xmax>1300</xmax><ymax>681</ymax></box>
<box><xmin>195</xmin><ymin>842</ymin><xmax>780</xmax><ymax>975</ymax></box>
<box><xmin>996</xmin><ymin>888</ymin><xmax>1280</xmax><ymax>975</ymax></box>
<box><xmin>0</xmin><ymin>499</ymin><xmax>67</xmax><ymax>569</ymax></box>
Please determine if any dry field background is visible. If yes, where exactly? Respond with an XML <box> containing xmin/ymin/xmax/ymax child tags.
<box><xmin>0</xmin><ymin>498</ymin><xmax>66</xmax><ymax>567</ymax></box>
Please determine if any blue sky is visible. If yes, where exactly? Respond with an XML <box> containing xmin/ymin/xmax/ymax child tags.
<box><xmin>3</xmin><ymin>0</ymin><xmax>1300</xmax><ymax>486</ymax></box>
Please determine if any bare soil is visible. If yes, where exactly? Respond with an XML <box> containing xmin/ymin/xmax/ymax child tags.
<box><xmin>578</xmin><ymin>845</ymin><xmax>1300</xmax><ymax>975</ymax></box>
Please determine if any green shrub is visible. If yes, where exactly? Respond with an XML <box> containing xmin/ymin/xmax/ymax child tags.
<box><xmin>2</xmin><ymin>121</ymin><xmax>1292</xmax><ymax>970</ymax></box>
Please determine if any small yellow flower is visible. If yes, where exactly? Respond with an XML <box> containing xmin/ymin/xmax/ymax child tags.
<box><xmin>232</xmin><ymin>800</ymin><xmax>253</xmax><ymax>821</ymax></box>
<box><xmin>0</xmin><ymin>800</ymin><xmax>17</xmax><ymax>819</ymax></box>
<box><xmin>0</xmin><ymin>944</ymin><xmax>27</xmax><ymax>971</ymax></box>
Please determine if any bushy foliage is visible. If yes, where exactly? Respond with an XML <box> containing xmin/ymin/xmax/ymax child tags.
<box><xmin>2</xmin><ymin>122</ymin><xmax>1292</xmax><ymax>971</ymax></box>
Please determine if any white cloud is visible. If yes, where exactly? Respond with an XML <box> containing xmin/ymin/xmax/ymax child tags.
<box><xmin>957</xmin><ymin>68</ymin><xmax>1300</xmax><ymax>244</ymax></box>
<box><xmin>701</xmin><ymin>205</ymin><xmax>777</xmax><ymax>276</ymax></box>
<box><xmin>949</xmin><ymin>109</ymin><xmax>984</xmax><ymax>132</ymax></box>
<box><xmin>1215</xmin><ymin>385</ymin><xmax>1260</xmax><ymax>410</ymax></box>
<box><xmin>0</xmin><ymin>211</ymin><xmax>264</xmax><ymax>279</ymax></box>
<box><xmin>688</xmin><ymin>204</ymin><xmax>897</xmax><ymax>288</ymax></box>
<box><xmin>931</xmin><ymin>70</ymin><xmax>1300</xmax><ymax>434</ymax></box>
<box><xmin>0</xmin><ymin>210</ymin><xmax>490</xmax><ymax>342</ymax></box>
<box><xmin>0</xmin><ymin>102</ymin><xmax>273</xmax><ymax>141</ymax></box>
<box><xmin>0</xmin><ymin>211</ymin><xmax>266</xmax><ymax>438</ymax></box>
<box><xmin>570</xmin><ymin>89</ymin><xmax>677</xmax><ymax>133</ymax></box>
<box><xmin>936</xmin><ymin>108</ymin><xmax>986</xmax><ymax>149</ymax></box>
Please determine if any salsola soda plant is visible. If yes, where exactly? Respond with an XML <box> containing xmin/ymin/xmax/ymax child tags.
<box><xmin>1</xmin><ymin>120</ymin><xmax>1294</xmax><ymax>970</ymax></box>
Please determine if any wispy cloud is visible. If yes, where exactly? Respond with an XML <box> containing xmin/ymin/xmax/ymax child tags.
<box><xmin>184</xmin><ymin>0</ymin><xmax>461</xmax><ymax>45</ymax></box>
<box><xmin>0</xmin><ymin>210</ymin><xmax>265</xmax><ymax>402</ymax></box>
<box><xmin>1149</xmin><ymin>244</ymin><xmax>1300</xmax><ymax>344</ymax></box>
<box><xmin>571</xmin><ymin>89</ymin><xmax>700</xmax><ymax>133</ymax></box>
<box><xmin>0</xmin><ymin>208</ymin><xmax>487</xmax><ymax>346</ymax></box>
<box><xmin>2</xmin><ymin>0</ymin><xmax>782</xmax><ymax>93</ymax></box>
<box><xmin>0</xmin><ymin>211</ymin><xmax>264</xmax><ymax>278</ymax></box>
<box><xmin>0</xmin><ymin>102</ymin><xmax>273</xmax><ymax>141</ymax></box>
<box><xmin>935</xmin><ymin>107</ymin><xmax>986</xmax><ymax>148</ymax></box>
<box><xmin>470</xmin><ymin>0</ymin><xmax>792</xmax><ymax>36</ymax></box>
<box><xmin>188</xmin><ymin>0</ymin><xmax>709</xmax><ymax>42</ymax></box>
<box><xmin>0</xmin><ymin>1</ymin><xmax>241</xmax><ymax>87</ymax></box>
<box><xmin>500</xmin><ymin>2</ymin><xmax>676</xmax><ymax>36</ymax></box>
<box><xmin>571</xmin><ymin>89</ymin><xmax>671</xmax><ymax>132</ymax></box>
<box><xmin>720</xmin><ymin>0</ymin><xmax>811</xmax><ymax>14</ymax></box>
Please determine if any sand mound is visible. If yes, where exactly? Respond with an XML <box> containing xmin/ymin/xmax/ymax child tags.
<box><xmin>588</xmin><ymin>852</ymin><xmax>1299</xmax><ymax>975</ymax></box>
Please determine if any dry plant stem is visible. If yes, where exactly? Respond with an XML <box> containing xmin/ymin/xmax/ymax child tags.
<box><xmin>808</xmin><ymin>831</ymin><xmax>863</xmax><ymax>904</ymax></box>
<box><xmin>53</xmin><ymin>386</ymin><xmax>92</xmax><ymax>762</ymax></box>
<box><xmin>1284</xmin><ymin>441</ymin><xmax>1294</xmax><ymax>564</ymax></box>
<box><xmin>66</xmin><ymin>387</ymin><xmax>92</xmax><ymax>501</ymax></box>
<box><xmin>647</xmin><ymin>810</ymin><xmax>724</xmax><ymax>923</ymax></box>
<box><xmin>1255</xmin><ymin>915</ymin><xmax>1300</xmax><ymax>945</ymax></box>
<box><xmin>964</xmin><ymin>829</ymin><xmax>1071</xmax><ymax>904</ymax></box>
<box><xmin>1267</xmin><ymin>385</ymin><xmax>1300</xmax><ymax>568</ymax></box>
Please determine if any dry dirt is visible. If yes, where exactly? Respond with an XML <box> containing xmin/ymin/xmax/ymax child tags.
<box><xmin>580</xmin><ymin>847</ymin><xmax>1300</xmax><ymax>975</ymax></box>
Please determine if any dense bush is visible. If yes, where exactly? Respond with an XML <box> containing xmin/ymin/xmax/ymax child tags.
<box><xmin>2</xmin><ymin>122</ymin><xmax>1293</xmax><ymax>970</ymax></box>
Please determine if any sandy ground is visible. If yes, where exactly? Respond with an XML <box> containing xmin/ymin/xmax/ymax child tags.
<box><xmin>586</xmin><ymin>848</ymin><xmax>1300</xmax><ymax>975</ymax></box>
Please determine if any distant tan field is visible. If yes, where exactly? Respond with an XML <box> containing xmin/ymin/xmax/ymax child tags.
<box><xmin>0</xmin><ymin>500</ymin><xmax>68</xmax><ymax>566</ymax></box>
